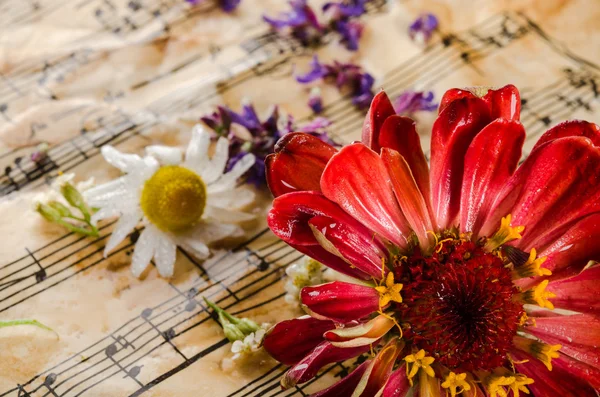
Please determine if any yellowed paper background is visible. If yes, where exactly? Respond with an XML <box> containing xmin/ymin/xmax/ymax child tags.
<box><xmin>1</xmin><ymin>0</ymin><xmax>599</xmax><ymax>395</ymax></box>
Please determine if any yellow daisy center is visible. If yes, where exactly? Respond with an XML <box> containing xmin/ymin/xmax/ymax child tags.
<box><xmin>140</xmin><ymin>165</ymin><xmax>207</xmax><ymax>232</ymax></box>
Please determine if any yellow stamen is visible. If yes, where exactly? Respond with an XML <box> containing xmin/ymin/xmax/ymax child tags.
<box><xmin>484</xmin><ymin>215</ymin><xmax>525</xmax><ymax>251</ymax></box>
<box><xmin>436</xmin><ymin>237</ymin><xmax>454</xmax><ymax>253</ymax></box>
<box><xmin>484</xmin><ymin>374</ymin><xmax>515</xmax><ymax>397</ymax></box>
<box><xmin>375</xmin><ymin>272</ymin><xmax>403</xmax><ymax>308</ymax></box>
<box><xmin>509</xmin><ymin>374</ymin><xmax>534</xmax><ymax>397</ymax></box>
<box><xmin>441</xmin><ymin>372</ymin><xmax>471</xmax><ymax>397</ymax></box>
<box><xmin>517</xmin><ymin>280</ymin><xmax>556</xmax><ymax>309</ymax></box>
<box><xmin>514</xmin><ymin>337</ymin><xmax>561</xmax><ymax>370</ymax></box>
<box><xmin>404</xmin><ymin>349</ymin><xmax>435</xmax><ymax>385</ymax></box>
<box><xmin>512</xmin><ymin>248</ymin><xmax>551</xmax><ymax>279</ymax></box>
<box><xmin>140</xmin><ymin>165</ymin><xmax>207</xmax><ymax>232</ymax></box>
<box><xmin>377</xmin><ymin>310</ymin><xmax>403</xmax><ymax>338</ymax></box>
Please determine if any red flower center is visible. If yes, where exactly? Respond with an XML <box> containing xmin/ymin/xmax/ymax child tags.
<box><xmin>395</xmin><ymin>239</ymin><xmax>524</xmax><ymax>372</ymax></box>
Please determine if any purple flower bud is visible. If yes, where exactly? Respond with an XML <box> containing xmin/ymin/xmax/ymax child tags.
<box><xmin>202</xmin><ymin>99</ymin><xmax>336</xmax><ymax>187</ymax></box>
<box><xmin>393</xmin><ymin>90</ymin><xmax>438</xmax><ymax>114</ymax></box>
<box><xmin>334</xmin><ymin>19</ymin><xmax>363</xmax><ymax>51</ymax></box>
<box><xmin>263</xmin><ymin>0</ymin><xmax>324</xmax><ymax>46</ymax></box>
<box><xmin>408</xmin><ymin>13</ymin><xmax>439</xmax><ymax>45</ymax></box>
<box><xmin>308</xmin><ymin>87</ymin><xmax>323</xmax><ymax>114</ymax></box>
<box><xmin>186</xmin><ymin>0</ymin><xmax>241</xmax><ymax>12</ymax></box>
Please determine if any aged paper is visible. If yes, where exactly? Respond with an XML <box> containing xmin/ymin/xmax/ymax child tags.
<box><xmin>1</xmin><ymin>0</ymin><xmax>599</xmax><ymax>395</ymax></box>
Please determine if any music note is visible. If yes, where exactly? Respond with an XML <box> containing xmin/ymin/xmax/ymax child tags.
<box><xmin>41</xmin><ymin>373</ymin><xmax>59</xmax><ymax>397</ymax></box>
<box><xmin>17</xmin><ymin>384</ymin><xmax>31</xmax><ymax>397</ymax></box>
<box><xmin>104</xmin><ymin>341</ymin><xmax>144</xmax><ymax>386</ymax></box>
<box><xmin>0</xmin><ymin>103</ymin><xmax>12</xmax><ymax>122</ymax></box>
<box><xmin>26</xmin><ymin>248</ymin><xmax>47</xmax><ymax>283</ymax></box>
<box><xmin>140</xmin><ymin>308</ymin><xmax>187</xmax><ymax>360</ymax></box>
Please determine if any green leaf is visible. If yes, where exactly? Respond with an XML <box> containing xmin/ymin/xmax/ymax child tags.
<box><xmin>0</xmin><ymin>319</ymin><xmax>57</xmax><ymax>337</ymax></box>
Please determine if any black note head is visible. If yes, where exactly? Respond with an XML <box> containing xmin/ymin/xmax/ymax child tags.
<box><xmin>141</xmin><ymin>308</ymin><xmax>153</xmax><ymax>319</ymax></box>
<box><xmin>105</xmin><ymin>343</ymin><xmax>118</xmax><ymax>357</ymax></box>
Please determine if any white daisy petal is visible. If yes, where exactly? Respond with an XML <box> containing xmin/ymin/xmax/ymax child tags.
<box><xmin>207</xmin><ymin>187</ymin><xmax>255</xmax><ymax>209</ymax></box>
<box><xmin>207</xmin><ymin>154</ymin><xmax>255</xmax><ymax>194</ymax></box>
<box><xmin>146</xmin><ymin>145</ymin><xmax>182</xmax><ymax>165</ymax></box>
<box><xmin>101</xmin><ymin>146</ymin><xmax>146</xmax><ymax>173</ymax></box>
<box><xmin>204</xmin><ymin>206</ymin><xmax>255</xmax><ymax>223</ymax></box>
<box><xmin>131</xmin><ymin>227</ymin><xmax>158</xmax><ymax>277</ymax></box>
<box><xmin>184</xmin><ymin>125</ymin><xmax>210</xmax><ymax>174</ymax></box>
<box><xmin>92</xmin><ymin>206</ymin><xmax>122</xmax><ymax>224</ymax></box>
<box><xmin>103</xmin><ymin>210</ymin><xmax>142</xmax><ymax>255</ymax></box>
<box><xmin>176</xmin><ymin>236</ymin><xmax>210</xmax><ymax>259</ymax></box>
<box><xmin>154</xmin><ymin>235</ymin><xmax>177</xmax><ymax>278</ymax></box>
<box><xmin>202</xmin><ymin>137</ymin><xmax>229</xmax><ymax>184</ymax></box>
<box><xmin>84</xmin><ymin>177</ymin><xmax>128</xmax><ymax>202</ymax></box>
<box><xmin>183</xmin><ymin>221</ymin><xmax>240</xmax><ymax>245</ymax></box>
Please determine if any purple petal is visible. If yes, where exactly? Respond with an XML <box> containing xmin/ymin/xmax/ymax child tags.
<box><xmin>408</xmin><ymin>13</ymin><xmax>439</xmax><ymax>43</ymax></box>
<box><xmin>296</xmin><ymin>55</ymin><xmax>329</xmax><ymax>83</ymax></box>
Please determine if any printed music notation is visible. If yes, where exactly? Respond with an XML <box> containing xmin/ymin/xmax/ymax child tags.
<box><xmin>0</xmin><ymin>0</ymin><xmax>390</xmax><ymax>196</ymax></box>
<box><xmin>2</xmin><ymin>4</ymin><xmax>600</xmax><ymax>396</ymax></box>
<box><xmin>1</xmin><ymin>229</ymin><xmax>304</xmax><ymax>397</ymax></box>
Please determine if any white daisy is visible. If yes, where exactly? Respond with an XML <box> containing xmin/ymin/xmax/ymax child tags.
<box><xmin>230</xmin><ymin>328</ymin><xmax>266</xmax><ymax>360</ymax></box>
<box><xmin>284</xmin><ymin>257</ymin><xmax>324</xmax><ymax>305</ymax></box>
<box><xmin>84</xmin><ymin>125</ymin><xmax>256</xmax><ymax>278</ymax></box>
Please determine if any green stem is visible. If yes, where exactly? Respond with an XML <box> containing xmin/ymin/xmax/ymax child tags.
<box><xmin>203</xmin><ymin>297</ymin><xmax>238</xmax><ymax>323</ymax></box>
<box><xmin>57</xmin><ymin>219</ymin><xmax>99</xmax><ymax>237</ymax></box>
<box><xmin>0</xmin><ymin>319</ymin><xmax>58</xmax><ymax>337</ymax></box>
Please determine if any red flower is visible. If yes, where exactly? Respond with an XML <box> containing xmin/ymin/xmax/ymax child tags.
<box><xmin>263</xmin><ymin>85</ymin><xmax>600</xmax><ymax>396</ymax></box>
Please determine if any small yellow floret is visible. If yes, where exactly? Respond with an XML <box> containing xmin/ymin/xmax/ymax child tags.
<box><xmin>518</xmin><ymin>280</ymin><xmax>556</xmax><ymax>309</ymax></box>
<box><xmin>441</xmin><ymin>372</ymin><xmax>471</xmax><ymax>397</ymax></box>
<box><xmin>512</xmin><ymin>248</ymin><xmax>552</xmax><ymax>279</ymax></box>
<box><xmin>484</xmin><ymin>375</ymin><xmax>515</xmax><ymax>397</ymax></box>
<box><xmin>140</xmin><ymin>166</ymin><xmax>207</xmax><ymax>232</ymax></box>
<box><xmin>485</xmin><ymin>215</ymin><xmax>525</xmax><ymax>251</ymax></box>
<box><xmin>509</xmin><ymin>374</ymin><xmax>534</xmax><ymax>397</ymax></box>
<box><xmin>514</xmin><ymin>338</ymin><xmax>561</xmax><ymax>371</ymax></box>
<box><xmin>404</xmin><ymin>349</ymin><xmax>435</xmax><ymax>385</ymax></box>
<box><xmin>375</xmin><ymin>272</ymin><xmax>403</xmax><ymax>308</ymax></box>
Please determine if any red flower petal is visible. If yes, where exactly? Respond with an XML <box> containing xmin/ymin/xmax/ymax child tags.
<box><xmin>268</xmin><ymin>191</ymin><xmax>351</xmax><ymax>245</ymax></box>
<box><xmin>513</xmin><ymin>350</ymin><xmax>598</xmax><ymax>395</ymax></box>
<box><xmin>430</xmin><ymin>97</ymin><xmax>492</xmax><ymax>229</ymax></box>
<box><xmin>300</xmin><ymin>281</ymin><xmax>379</xmax><ymax>323</ymax></box>
<box><xmin>381</xmin><ymin>366</ymin><xmax>410</xmax><ymax>397</ymax></box>
<box><xmin>268</xmin><ymin>192</ymin><xmax>387</xmax><ymax>279</ymax></box>
<box><xmin>532</xmin><ymin>120</ymin><xmax>600</xmax><ymax>152</ymax></box>
<box><xmin>308</xmin><ymin>215</ymin><xmax>389</xmax><ymax>279</ymax></box>
<box><xmin>311</xmin><ymin>361</ymin><xmax>370</xmax><ymax>397</ymax></box>
<box><xmin>535</xmin><ymin>213</ymin><xmax>600</xmax><ymax>282</ymax></box>
<box><xmin>379</xmin><ymin>116</ymin><xmax>433</xmax><ymax>224</ymax></box>
<box><xmin>481</xmin><ymin>137</ymin><xmax>600</xmax><ymax>247</ymax></box>
<box><xmin>545</xmin><ymin>265</ymin><xmax>600</xmax><ymax>316</ymax></box>
<box><xmin>352</xmin><ymin>339</ymin><xmax>404</xmax><ymax>397</ymax></box>
<box><xmin>459</xmin><ymin>119</ymin><xmax>525</xmax><ymax>236</ymax></box>
<box><xmin>381</xmin><ymin>148</ymin><xmax>435</xmax><ymax>249</ymax></box>
<box><xmin>281</xmin><ymin>341</ymin><xmax>371</xmax><ymax>388</ymax></box>
<box><xmin>526</xmin><ymin>313</ymin><xmax>600</xmax><ymax>370</ymax></box>
<box><xmin>262</xmin><ymin>316</ymin><xmax>334</xmax><ymax>366</ymax></box>
<box><xmin>321</xmin><ymin>143</ymin><xmax>412</xmax><ymax>248</ymax></box>
<box><xmin>266</xmin><ymin>132</ymin><xmax>337</xmax><ymax>197</ymax></box>
<box><xmin>439</xmin><ymin>88</ymin><xmax>477</xmax><ymax>114</ymax></box>
<box><xmin>481</xmin><ymin>84</ymin><xmax>521</xmax><ymax>121</ymax></box>
<box><xmin>291</xmin><ymin>243</ymin><xmax>373</xmax><ymax>280</ymax></box>
<box><xmin>553</xmin><ymin>352</ymin><xmax>600</xmax><ymax>389</ymax></box>
<box><xmin>361</xmin><ymin>91</ymin><xmax>396</xmax><ymax>152</ymax></box>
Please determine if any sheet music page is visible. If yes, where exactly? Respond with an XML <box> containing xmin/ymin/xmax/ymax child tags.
<box><xmin>1</xmin><ymin>0</ymin><xmax>599</xmax><ymax>395</ymax></box>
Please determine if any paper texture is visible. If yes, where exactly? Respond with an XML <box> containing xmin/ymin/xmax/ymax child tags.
<box><xmin>1</xmin><ymin>0</ymin><xmax>599</xmax><ymax>395</ymax></box>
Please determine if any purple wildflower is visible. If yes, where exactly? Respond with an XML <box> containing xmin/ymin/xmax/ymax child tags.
<box><xmin>295</xmin><ymin>55</ymin><xmax>375</xmax><ymax>110</ymax></box>
<box><xmin>334</xmin><ymin>20</ymin><xmax>363</xmax><ymax>51</ymax></box>
<box><xmin>323</xmin><ymin>0</ymin><xmax>367</xmax><ymax>18</ymax></box>
<box><xmin>201</xmin><ymin>101</ymin><xmax>335</xmax><ymax>187</ymax></box>
<box><xmin>323</xmin><ymin>0</ymin><xmax>368</xmax><ymax>51</ymax></box>
<box><xmin>308</xmin><ymin>87</ymin><xmax>323</xmax><ymax>114</ymax></box>
<box><xmin>31</xmin><ymin>142</ymin><xmax>49</xmax><ymax>164</ymax></box>
<box><xmin>408</xmin><ymin>13</ymin><xmax>439</xmax><ymax>44</ymax></box>
<box><xmin>393</xmin><ymin>90</ymin><xmax>438</xmax><ymax>115</ymax></box>
<box><xmin>186</xmin><ymin>0</ymin><xmax>241</xmax><ymax>12</ymax></box>
<box><xmin>263</xmin><ymin>0</ymin><xmax>324</xmax><ymax>46</ymax></box>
